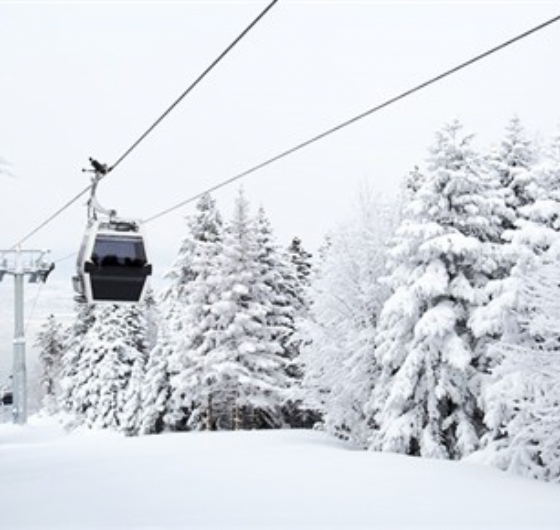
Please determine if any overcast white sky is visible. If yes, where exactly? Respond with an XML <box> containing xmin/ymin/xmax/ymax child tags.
<box><xmin>2</xmin><ymin>0</ymin><xmax>560</xmax><ymax>380</ymax></box>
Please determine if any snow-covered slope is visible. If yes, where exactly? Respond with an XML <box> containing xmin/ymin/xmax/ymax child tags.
<box><xmin>1</xmin><ymin>418</ymin><xmax>559</xmax><ymax>529</ymax></box>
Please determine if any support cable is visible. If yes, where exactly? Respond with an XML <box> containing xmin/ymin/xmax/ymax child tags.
<box><xmin>9</xmin><ymin>10</ymin><xmax>560</xmax><ymax>245</ymax></box>
<box><xmin>10</xmin><ymin>187</ymin><xmax>92</xmax><ymax>251</ymax></box>
<box><xmin>144</xmin><ymin>12</ymin><xmax>560</xmax><ymax>223</ymax></box>
<box><xmin>109</xmin><ymin>0</ymin><xmax>278</xmax><ymax>174</ymax></box>
<box><xmin>9</xmin><ymin>0</ymin><xmax>278</xmax><ymax>250</ymax></box>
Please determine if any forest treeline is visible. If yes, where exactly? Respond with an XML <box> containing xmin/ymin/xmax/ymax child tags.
<box><xmin>36</xmin><ymin>117</ymin><xmax>560</xmax><ymax>483</ymax></box>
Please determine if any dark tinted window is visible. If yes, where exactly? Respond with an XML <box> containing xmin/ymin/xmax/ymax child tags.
<box><xmin>91</xmin><ymin>236</ymin><xmax>147</xmax><ymax>267</ymax></box>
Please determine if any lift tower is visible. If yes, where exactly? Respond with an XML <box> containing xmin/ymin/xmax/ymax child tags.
<box><xmin>0</xmin><ymin>248</ymin><xmax>54</xmax><ymax>424</ymax></box>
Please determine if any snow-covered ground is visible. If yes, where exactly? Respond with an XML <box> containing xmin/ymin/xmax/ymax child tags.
<box><xmin>1</xmin><ymin>418</ymin><xmax>559</xmax><ymax>529</ymax></box>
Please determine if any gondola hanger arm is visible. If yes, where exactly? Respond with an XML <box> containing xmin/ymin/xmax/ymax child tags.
<box><xmin>83</xmin><ymin>158</ymin><xmax>117</xmax><ymax>222</ymax></box>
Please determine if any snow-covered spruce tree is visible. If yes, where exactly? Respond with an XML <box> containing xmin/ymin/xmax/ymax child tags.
<box><xmin>287</xmin><ymin>236</ymin><xmax>313</xmax><ymax>287</ymax></box>
<box><xmin>120</xmin><ymin>342</ymin><xmax>147</xmax><ymax>436</ymax></box>
<box><xmin>189</xmin><ymin>190</ymin><xmax>290</xmax><ymax>430</ymax></box>
<box><xmin>367</xmin><ymin>121</ymin><xmax>509</xmax><ymax>459</ymax></box>
<box><xmin>301</xmin><ymin>193</ymin><xmax>397</xmax><ymax>445</ymax></box>
<box><xmin>118</xmin><ymin>303</ymin><xmax>149</xmax><ymax>435</ymax></box>
<box><xmin>478</xmin><ymin>252</ymin><xmax>560</xmax><ymax>483</ymax></box>
<box><xmin>139</xmin><ymin>317</ymin><xmax>176</xmax><ymax>434</ymax></box>
<box><xmin>511</xmin><ymin>129</ymin><xmax>560</xmax><ymax>258</ymax></box>
<box><xmin>58</xmin><ymin>301</ymin><xmax>96</xmax><ymax>421</ymax></box>
<box><xmin>467</xmin><ymin>118</ymin><xmax>536</xmax><ymax>361</ymax></box>
<box><xmin>476</xmin><ymin>130</ymin><xmax>560</xmax><ymax>480</ymax></box>
<box><xmin>60</xmin><ymin>303</ymin><xmax>147</xmax><ymax>431</ymax></box>
<box><xmin>161</xmin><ymin>193</ymin><xmax>225</xmax><ymax>432</ymax></box>
<box><xmin>284</xmin><ymin>235</ymin><xmax>314</xmax><ymax>422</ymax></box>
<box><xmin>489</xmin><ymin>116</ymin><xmax>538</xmax><ymax>220</ymax></box>
<box><xmin>140</xmin><ymin>196</ymin><xmax>205</xmax><ymax>433</ymax></box>
<box><xmin>254</xmin><ymin>207</ymin><xmax>313</xmax><ymax>428</ymax></box>
<box><xmin>471</xmin><ymin>124</ymin><xmax>557</xmax><ymax>406</ymax></box>
<box><xmin>35</xmin><ymin>314</ymin><xmax>66</xmax><ymax>413</ymax></box>
<box><xmin>142</xmin><ymin>286</ymin><xmax>159</xmax><ymax>352</ymax></box>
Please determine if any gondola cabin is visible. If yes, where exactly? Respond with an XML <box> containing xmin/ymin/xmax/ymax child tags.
<box><xmin>73</xmin><ymin>219</ymin><xmax>152</xmax><ymax>304</ymax></box>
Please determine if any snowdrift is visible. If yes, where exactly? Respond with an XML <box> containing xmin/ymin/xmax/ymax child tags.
<box><xmin>1</xmin><ymin>418</ymin><xmax>559</xmax><ymax>529</ymax></box>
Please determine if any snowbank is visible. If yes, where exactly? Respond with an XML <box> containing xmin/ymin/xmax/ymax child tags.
<box><xmin>1</xmin><ymin>418</ymin><xmax>559</xmax><ymax>529</ymax></box>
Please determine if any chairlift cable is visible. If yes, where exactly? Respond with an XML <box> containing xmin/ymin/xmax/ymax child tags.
<box><xmin>9</xmin><ymin>9</ymin><xmax>560</xmax><ymax>249</ymax></box>
<box><xmin>144</xmin><ymin>11</ymin><xmax>560</xmax><ymax>224</ymax></box>
<box><xmin>9</xmin><ymin>0</ymin><xmax>279</xmax><ymax>251</ymax></box>
<box><xmin>108</xmin><ymin>0</ymin><xmax>279</xmax><ymax>175</ymax></box>
<box><xmin>10</xmin><ymin>187</ymin><xmax>92</xmax><ymax>251</ymax></box>
<box><xmin>54</xmin><ymin>252</ymin><xmax>78</xmax><ymax>264</ymax></box>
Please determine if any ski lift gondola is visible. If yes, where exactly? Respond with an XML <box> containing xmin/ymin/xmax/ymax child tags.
<box><xmin>72</xmin><ymin>158</ymin><xmax>152</xmax><ymax>304</ymax></box>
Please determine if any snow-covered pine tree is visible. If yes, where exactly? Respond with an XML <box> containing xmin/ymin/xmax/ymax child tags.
<box><xmin>140</xmin><ymin>196</ymin><xmax>203</xmax><ymax>432</ymax></box>
<box><xmin>254</xmin><ymin>207</ymin><xmax>314</xmax><ymax>428</ymax></box>
<box><xmin>35</xmin><ymin>314</ymin><xmax>66</xmax><ymax>413</ymax></box>
<box><xmin>470</xmin><ymin>123</ymin><xmax>554</xmax><ymax>387</ymax></box>
<box><xmin>466</xmin><ymin>120</ymin><xmax>533</xmax><ymax>360</ymax></box>
<box><xmin>141</xmin><ymin>194</ymin><xmax>219</xmax><ymax>432</ymax></box>
<box><xmin>477</xmin><ymin>129</ymin><xmax>560</xmax><ymax>480</ymax></box>
<box><xmin>466</xmin><ymin>119</ymin><xmax>535</xmax><ymax>361</ymax></box>
<box><xmin>60</xmin><ymin>303</ymin><xmax>147</xmax><ymax>431</ymax></box>
<box><xmin>512</xmin><ymin>128</ymin><xmax>560</xmax><ymax>256</ymax></box>
<box><xmin>162</xmin><ymin>193</ymin><xmax>225</xmax><ymax>431</ymax></box>
<box><xmin>479</xmin><ymin>251</ymin><xmax>560</xmax><ymax>482</ymax></box>
<box><xmin>142</xmin><ymin>286</ymin><xmax>159</xmax><ymax>352</ymax></box>
<box><xmin>121</xmin><ymin>346</ymin><xmax>147</xmax><ymax>436</ymax></box>
<box><xmin>301</xmin><ymin>192</ymin><xmax>397</xmax><ymax>444</ymax></box>
<box><xmin>192</xmin><ymin>190</ymin><xmax>289</xmax><ymax>430</ymax></box>
<box><xmin>287</xmin><ymin>236</ymin><xmax>313</xmax><ymax>287</ymax></box>
<box><xmin>367</xmin><ymin>120</ymin><xmax>507</xmax><ymax>459</ymax></box>
<box><xmin>467</xmin><ymin>117</ymin><xmax>536</xmax><ymax>344</ymax></box>
<box><xmin>490</xmin><ymin>116</ymin><xmax>538</xmax><ymax>220</ymax></box>
<box><xmin>118</xmin><ymin>304</ymin><xmax>149</xmax><ymax>435</ymax></box>
<box><xmin>58</xmin><ymin>301</ymin><xmax>96</xmax><ymax>422</ymax></box>
<box><xmin>139</xmin><ymin>318</ymin><xmax>175</xmax><ymax>434</ymax></box>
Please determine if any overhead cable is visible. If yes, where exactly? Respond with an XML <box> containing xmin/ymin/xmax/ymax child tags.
<box><xmin>109</xmin><ymin>0</ymin><xmax>279</xmax><ymax>174</ymax></box>
<box><xmin>10</xmin><ymin>0</ymin><xmax>279</xmax><ymax>250</ymax></box>
<box><xmin>144</xmin><ymin>11</ymin><xmax>560</xmax><ymax>223</ymax></box>
<box><xmin>10</xmin><ymin>187</ymin><xmax>92</xmax><ymax>251</ymax></box>
<box><xmin>11</xmin><ymin>9</ymin><xmax>560</xmax><ymax>245</ymax></box>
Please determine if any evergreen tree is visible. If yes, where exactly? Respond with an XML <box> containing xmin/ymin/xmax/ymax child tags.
<box><xmin>301</xmin><ymin>193</ymin><xmax>396</xmax><ymax>444</ymax></box>
<box><xmin>143</xmin><ymin>194</ymin><xmax>218</xmax><ymax>432</ymax></box>
<box><xmin>254</xmin><ymin>208</ymin><xmax>312</xmax><ymax>428</ymax></box>
<box><xmin>480</xmin><ymin>252</ymin><xmax>560</xmax><ymax>482</ymax></box>
<box><xmin>477</xmin><ymin>129</ymin><xmax>560</xmax><ymax>479</ymax></box>
<box><xmin>35</xmin><ymin>314</ymin><xmax>66</xmax><ymax>413</ymax></box>
<box><xmin>490</xmin><ymin>116</ymin><xmax>537</xmax><ymax>218</ymax></box>
<box><xmin>162</xmin><ymin>193</ymin><xmax>225</xmax><ymax>431</ymax></box>
<box><xmin>190</xmin><ymin>190</ymin><xmax>290</xmax><ymax>430</ymax></box>
<box><xmin>466</xmin><ymin>117</ymin><xmax>535</xmax><ymax>360</ymax></box>
<box><xmin>367</xmin><ymin>121</ymin><xmax>507</xmax><ymax>459</ymax></box>
<box><xmin>117</xmin><ymin>304</ymin><xmax>149</xmax><ymax>434</ymax></box>
<box><xmin>142</xmin><ymin>286</ymin><xmax>159</xmax><ymax>352</ymax></box>
<box><xmin>59</xmin><ymin>303</ymin><xmax>147</xmax><ymax>431</ymax></box>
<box><xmin>511</xmin><ymin>130</ymin><xmax>560</xmax><ymax>255</ymax></box>
<box><xmin>121</xmin><ymin>345</ymin><xmax>147</xmax><ymax>436</ymax></box>
<box><xmin>287</xmin><ymin>237</ymin><xmax>313</xmax><ymax>287</ymax></box>
<box><xmin>58</xmin><ymin>301</ymin><xmax>96</xmax><ymax>422</ymax></box>
<box><xmin>139</xmin><ymin>319</ymin><xmax>175</xmax><ymax>434</ymax></box>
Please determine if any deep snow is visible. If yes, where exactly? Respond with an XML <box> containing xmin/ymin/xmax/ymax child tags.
<box><xmin>1</xmin><ymin>417</ymin><xmax>559</xmax><ymax>529</ymax></box>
